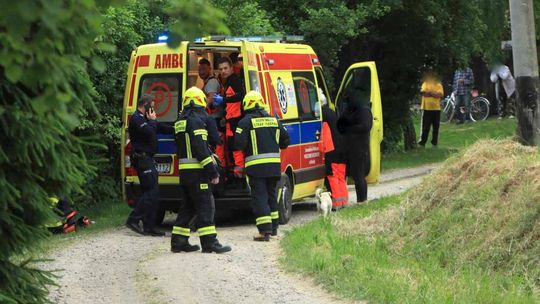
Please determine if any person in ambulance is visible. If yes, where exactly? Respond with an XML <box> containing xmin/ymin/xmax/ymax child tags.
<box><xmin>216</xmin><ymin>56</ymin><xmax>246</xmax><ymax>184</ymax></box>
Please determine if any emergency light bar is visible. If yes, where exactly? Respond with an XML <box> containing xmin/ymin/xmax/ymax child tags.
<box><xmin>158</xmin><ymin>34</ymin><xmax>169</xmax><ymax>42</ymax></box>
<box><xmin>197</xmin><ymin>35</ymin><xmax>305</xmax><ymax>43</ymax></box>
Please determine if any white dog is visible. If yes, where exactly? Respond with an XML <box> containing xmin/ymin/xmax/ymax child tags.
<box><xmin>315</xmin><ymin>188</ymin><xmax>333</xmax><ymax>218</ymax></box>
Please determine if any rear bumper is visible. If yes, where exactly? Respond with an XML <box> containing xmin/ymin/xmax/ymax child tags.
<box><xmin>125</xmin><ymin>182</ymin><xmax>252</xmax><ymax>212</ymax></box>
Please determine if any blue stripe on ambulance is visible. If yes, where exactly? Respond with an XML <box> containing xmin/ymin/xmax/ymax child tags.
<box><xmin>157</xmin><ymin>120</ymin><xmax>322</xmax><ymax>154</ymax></box>
<box><xmin>283</xmin><ymin>120</ymin><xmax>321</xmax><ymax>146</ymax></box>
<box><xmin>157</xmin><ymin>133</ymin><xmax>176</xmax><ymax>154</ymax></box>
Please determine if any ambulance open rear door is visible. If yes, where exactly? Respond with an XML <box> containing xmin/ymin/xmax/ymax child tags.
<box><xmin>334</xmin><ymin>62</ymin><xmax>383</xmax><ymax>184</ymax></box>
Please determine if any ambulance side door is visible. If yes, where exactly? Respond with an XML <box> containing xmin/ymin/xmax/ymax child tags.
<box><xmin>334</xmin><ymin>62</ymin><xmax>383</xmax><ymax>184</ymax></box>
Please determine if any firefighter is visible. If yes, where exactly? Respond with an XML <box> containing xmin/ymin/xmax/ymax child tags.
<box><xmin>170</xmin><ymin>87</ymin><xmax>231</xmax><ymax>253</ymax></box>
<box><xmin>234</xmin><ymin>91</ymin><xmax>290</xmax><ymax>241</ymax></box>
<box><xmin>217</xmin><ymin>56</ymin><xmax>246</xmax><ymax>181</ymax></box>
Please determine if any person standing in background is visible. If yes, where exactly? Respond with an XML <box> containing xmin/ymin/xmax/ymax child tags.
<box><xmin>418</xmin><ymin>71</ymin><xmax>444</xmax><ymax>147</ymax></box>
<box><xmin>490</xmin><ymin>64</ymin><xmax>516</xmax><ymax>119</ymax></box>
<box><xmin>452</xmin><ymin>66</ymin><xmax>474</xmax><ymax>124</ymax></box>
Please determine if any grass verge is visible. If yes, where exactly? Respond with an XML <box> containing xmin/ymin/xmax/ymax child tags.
<box><xmin>382</xmin><ymin>117</ymin><xmax>516</xmax><ymax>171</ymax></box>
<box><xmin>282</xmin><ymin>139</ymin><xmax>539</xmax><ymax>303</ymax></box>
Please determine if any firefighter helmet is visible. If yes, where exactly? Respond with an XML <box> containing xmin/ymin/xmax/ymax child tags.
<box><xmin>182</xmin><ymin>87</ymin><xmax>207</xmax><ymax>108</ymax></box>
<box><xmin>242</xmin><ymin>90</ymin><xmax>267</xmax><ymax>111</ymax></box>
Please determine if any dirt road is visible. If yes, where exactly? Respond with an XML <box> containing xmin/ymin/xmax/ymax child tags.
<box><xmin>45</xmin><ymin>164</ymin><xmax>438</xmax><ymax>304</ymax></box>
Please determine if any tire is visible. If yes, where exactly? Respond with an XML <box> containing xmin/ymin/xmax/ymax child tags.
<box><xmin>440</xmin><ymin>97</ymin><xmax>455</xmax><ymax>124</ymax></box>
<box><xmin>277</xmin><ymin>174</ymin><xmax>293</xmax><ymax>225</ymax></box>
<box><xmin>469</xmin><ymin>97</ymin><xmax>490</xmax><ymax>122</ymax></box>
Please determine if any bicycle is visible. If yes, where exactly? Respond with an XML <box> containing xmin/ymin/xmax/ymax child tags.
<box><xmin>440</xmin><ymin>90</ymin><xmax>490</xmax><ymax>123</ymax></box>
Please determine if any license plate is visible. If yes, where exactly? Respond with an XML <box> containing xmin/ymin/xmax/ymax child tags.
<box><xmin>155</xmin><ymin>162</ymin><xmax>171</xmax><ymax>174</ymax></box>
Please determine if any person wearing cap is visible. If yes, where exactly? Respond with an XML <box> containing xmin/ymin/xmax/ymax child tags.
<box><xmin>234</xmin><ymin>91</ymin><xmax>290</xmax><ymax>241</ymax></box>
<box><xmin>170</xmin><ymin>87</ymin><xmax>231</xmax><ymax>254</ymax></box>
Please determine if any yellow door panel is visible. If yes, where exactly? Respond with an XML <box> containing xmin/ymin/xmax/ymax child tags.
<box><xmin>335</xmin><ymin>62</ymin><xmax>383</xmax><ymax>184</ymax></box>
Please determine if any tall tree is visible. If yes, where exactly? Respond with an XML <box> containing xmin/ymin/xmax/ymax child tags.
<box><xmin>262</xmin><ymin>0</ymin><xmax>509</xmax><ymax>150</ymax></box>
<box><xmin>0</xmin><ymin>1</ymin><xmax>111</xmax><ymax>302</ymax></box>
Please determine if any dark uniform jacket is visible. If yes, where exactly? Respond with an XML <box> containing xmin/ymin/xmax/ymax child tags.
<box><xmin>129</xmin><ymin>109</ymin><xmax>174</xmax><ymax>156</ymax></box>
<box><xmin>337</xmin><ymin>104</ymin><xmax>373</xmax><ymax>178</ymax></box>
<box><xmin>234</xmin><ymin>109</ymin><xmax>290</xmax><ymax>178</ymax></box>
<box><xmin>175</xmin><ymin>108</ymin><xmax>219</xmax><ymax>183</ymax></box>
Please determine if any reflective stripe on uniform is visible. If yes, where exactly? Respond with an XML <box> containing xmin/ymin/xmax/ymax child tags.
<box><xmin>200</xmin><ymin>156</ymin><xmax>213</xmax><ymax>166</ymax></box>
<box><xmin>200</xmin><ymin>183</ymin><xmax>209</xmax><ymax>190</ymax></box>
<box><xmin>185</xmin><ymin>134</ymin><xmax>192</xmax><ymax>158</ymax></box>
<box><xmin>197</xmin><ymin>226</ymin><xmax>217</xmax><ymax>236</ymax></box>
<box><xmin>275</xmin><ymin>129</ymin><xmax>280</xmax><ymax>144</ymax></box>
<box><xmin>250</xmin><ymin>130</ymin><xmax>258</xmax><ymax>155</ymax></box>
<box><xmin>256</xmin><ymin>216</ymin><xmax>272</xmax><ymax>225</ymax></box>
<box><xmin>245</xmin><ymin>153</ymin><xmax>281</xmax><ymax>167</ymax></box>
<box><xmin>193</xmin><ymin>129</ymin><xmax>208</xmax><ymax>141</ymax></box>
<box><xmin>179</xmin><ymin>158</ymin><xmax>203</xmax><ymax>169</ymax></box>
<box><xmin>172</xmin><ymin>226</ymin><xmax>191</xmax><ymax>236</ymax></box>
<box><xmin>270</xmin><ymin>211</ymin><xmax>279</xmax><ymax>220</ymax></box>
<box><xmin>193</xmin><ymin>129</ymin><xmax>208</xmax><ymax>136</ymax></box>
<box><xmin>236</xmin><ymin>127</ymin><xmax>243</xmax><ymax>134</ymax></box>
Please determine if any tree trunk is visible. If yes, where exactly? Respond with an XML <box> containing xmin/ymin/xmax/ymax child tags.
<box><xmin>403</xmin><ymin>118</ymin><xmax>417</xmax><ymax>150</ymax></box>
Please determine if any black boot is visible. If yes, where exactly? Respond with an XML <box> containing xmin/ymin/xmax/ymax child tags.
<box><xmin>126</xmin><ymin>220</ymin><xmax>144</xmax><ymax>235</ymax></box>
<box><xmin>253</xmin><ymin>232</ymin><xmax>271</xmax><ymax>242</ymax></box>
<box><xmin>201</xmin><ymin>240</ymin><xmax>232</xmax><ymax>253</ymax></box>
<box><xmin>271</xmin><ymin>228</ymin><xmax>278</xmax><ymax>236</ymax></box>
<box><xmin>171</xmin><ymin>235</ymin><xmax>200</xmax><ymax>253</ymax></box>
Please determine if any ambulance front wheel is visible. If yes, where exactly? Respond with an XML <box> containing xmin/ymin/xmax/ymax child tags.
<box><xmin>278</xmin><ymin>174</ymin><xmax>293</xmax><ymax>225</ymax></box>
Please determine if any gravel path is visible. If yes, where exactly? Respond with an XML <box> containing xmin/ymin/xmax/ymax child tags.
<box><xmin>44</xmin><ymin>164</ymin><xmax>439</xmax><ymax>304</ymax></box>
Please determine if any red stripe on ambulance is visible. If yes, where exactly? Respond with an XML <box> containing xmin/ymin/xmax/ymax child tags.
<box><xmin>264</xmin><ymin>53</ymin><xmax>313</xmax><ymax>70</ymax></box>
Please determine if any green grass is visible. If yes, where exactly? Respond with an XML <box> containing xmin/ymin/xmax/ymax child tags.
<box><xmin>282</xmin><ymin>140</ymin><xmax>540</xmax><ymax>303</ymax></box>
<box><xmin>281</xmin><ymin>196</ymin><xmax>539</xmax><ymax>303</ymax></box>
<box><xmin>382</xmin><ymin>117</ymin><xmax>516</xmax><ymax>171</ymax></box>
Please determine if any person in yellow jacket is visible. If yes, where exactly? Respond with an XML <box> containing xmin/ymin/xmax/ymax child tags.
<box><xmin>418</xmin><ymin>71</ymin><xmax>444</xmax><ymax>147</ymax></box>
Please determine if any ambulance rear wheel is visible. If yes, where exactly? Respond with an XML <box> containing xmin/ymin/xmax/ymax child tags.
<box><xmin>278</xmin><ymin>174</ymin><xmax>293</xmax><ymax>225</ymax></box>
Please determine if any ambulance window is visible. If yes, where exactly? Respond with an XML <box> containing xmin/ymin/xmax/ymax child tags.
<box><xmin>292</xmin><ymin>72</ymin><xmax>319</xmax><ymax>120</ymax></box>
<box><xmin>248</xmin><ymin>71</ymin><xmax>260</xmax><ymax>92</ymax></box>
<box><xmin>139</xmin><ymin>74</ymin><xmax>182</xmax><ymax>123</ymax></box>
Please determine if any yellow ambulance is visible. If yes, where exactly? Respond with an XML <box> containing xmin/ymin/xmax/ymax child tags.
<box><xmin>121</xmin><ymin>36</ymin><xmax>383</xmax><ymax>224</ymax></box>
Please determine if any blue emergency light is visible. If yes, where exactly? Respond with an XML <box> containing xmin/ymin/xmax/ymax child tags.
<box><xmin>158</xmin><ymin>34</ymin><xmax>169</xmax><ymax>42</ymax></box>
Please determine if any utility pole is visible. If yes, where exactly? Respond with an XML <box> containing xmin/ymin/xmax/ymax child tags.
<box><xmin>509</xmin><ymin>0</ymin><xmax>540</xmax><ymax>146</ymax></box>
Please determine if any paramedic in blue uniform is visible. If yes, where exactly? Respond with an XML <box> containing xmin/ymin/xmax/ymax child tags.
<box><xmin>125</xmin><ymin>94</ymin><xmax>173</xmax><ymax>236</ymax></box>
<box><xmin>234</xmin><ymin>91</ymin><xmax>290</xmax><ymax>241</ymax></box>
